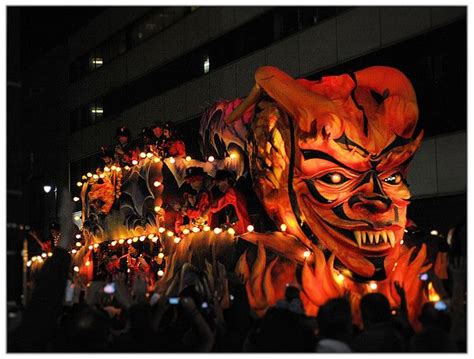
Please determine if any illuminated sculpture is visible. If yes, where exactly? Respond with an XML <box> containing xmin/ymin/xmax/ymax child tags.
<box><xmin>201</xmin><ymin>66</ymin><xmax>429</xmax><ymax>326</ymax></box>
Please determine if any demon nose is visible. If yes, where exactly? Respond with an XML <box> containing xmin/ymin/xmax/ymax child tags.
<box><xmin>357</xmin><ymin>195</ymin><xmax>392</xmax><ymax>213</ymax></box>
<box><xmin>350</xmin><ymin>172</ymin><xmax>392</xmax><ymax>213</ymax></box>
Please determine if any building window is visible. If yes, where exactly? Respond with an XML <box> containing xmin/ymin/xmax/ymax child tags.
<box><xmin>90</xmin><ymin>101</ymin><xmax>104</xmax><ymax>123</ymax></box>
<box><xmin>91</xmin><ymin>57</ymin><xmax>104</xmax><ymax>69</ymax></box>
<box><xmin>203</xmin><ymin>55</ymin><xmax>210</xmax><ymax>74</ymax></box>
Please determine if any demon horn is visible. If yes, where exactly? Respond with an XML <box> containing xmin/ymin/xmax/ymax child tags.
<box><xmin>226</xmin><ymin>66</ymin><xmax>337</xmax><ymax>132</ymax></box>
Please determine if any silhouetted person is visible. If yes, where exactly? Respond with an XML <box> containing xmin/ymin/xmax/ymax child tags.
<box><xmin>351</xmin><ymin>293</ymin><xmax>404</xmax><ymax>352</ymax></box>
<box><xmin>411</xmin><ymin>326</ymin><xmax>457</xmax><ymax>352</ymax></box>
<box><xmin>316</xmin><ymin>298</ymin><xmax>352</xmax><ymax>352</ymax></box>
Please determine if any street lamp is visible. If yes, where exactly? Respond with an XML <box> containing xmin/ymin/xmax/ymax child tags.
<box><xmin>43</xmin><ymin>185</ymin><xmax>52</xmax><ymax>193</ymax></box>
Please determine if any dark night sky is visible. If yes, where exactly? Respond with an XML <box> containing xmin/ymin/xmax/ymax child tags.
<box><xmin>18</xmin><ymin>6</ymin><xmax>106</xmax><ymax>69</ymax></box>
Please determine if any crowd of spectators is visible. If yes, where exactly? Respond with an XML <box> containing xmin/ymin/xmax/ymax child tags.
<box><xmin>7</xmin><ymin>191</ymin><xmax>466</xmax><ymax>353</ymax></box>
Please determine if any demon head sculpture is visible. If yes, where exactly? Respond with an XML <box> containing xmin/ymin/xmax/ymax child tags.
<box><xmin>212</xmin><ymin>66</ymin><xmax>423</xmax><ymax>281</ymax></box>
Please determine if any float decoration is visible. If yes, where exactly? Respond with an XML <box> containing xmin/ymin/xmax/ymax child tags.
<box><xmin>26</xmin><ymin>66</ymin><xmax>440</xmax><ymax>329</ymax></box>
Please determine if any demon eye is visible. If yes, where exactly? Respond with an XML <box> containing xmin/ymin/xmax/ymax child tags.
<box><xmin>318</xmin><ymin>172</ymin><xmax>348</xmax><ymax>185</ymax></box>
<box><xmin>383</xmin><ymin>172</ymin><xmax>403</xmax><ymax>185</ymax></box>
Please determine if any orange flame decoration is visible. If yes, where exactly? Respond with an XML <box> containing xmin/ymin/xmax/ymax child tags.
<box><xmin>237</xmin><ymin>241</ymin><xmax>431</xmax><ymax>329</ymax></box>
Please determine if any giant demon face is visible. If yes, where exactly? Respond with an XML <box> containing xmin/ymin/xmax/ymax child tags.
<box><xmin>243</xmin><ymin>66</ymin><xmax>423</xmax><ymax>280</ymax></box>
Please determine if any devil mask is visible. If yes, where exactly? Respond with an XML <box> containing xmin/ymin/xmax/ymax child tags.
<box><xmin>240</xmin><ymin>66</ymin><xmax>423</xmax><ymax>280</ymax></box>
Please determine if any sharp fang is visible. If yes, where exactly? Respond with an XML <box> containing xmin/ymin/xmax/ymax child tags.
<box><xmin>354</xmin><ymin>231</ymin><xmax>362</xmax><ymax>248</ymax></box>
<box><xmin>381</xmin><ymin>231</ymin><xmax>388</xmax><ymax>245</ymax></box>
<box><xmin>361</xmin><ymin>231</ymin><xmax>367</xmax><ymax>244</ymax></box>
<box><xmin>375</xmin><ymin>232</ymin><xmax>380</xmax><ymax>244</ymax></box>
<box><xmin>368</xmin><ymin>232</ymin><xmax>374</xmax><ymax>244</ymax></box>
<box><xmin>387</xmin><ymin>231</ymin><xmax>396</xmax><ymax>247</ymax></box>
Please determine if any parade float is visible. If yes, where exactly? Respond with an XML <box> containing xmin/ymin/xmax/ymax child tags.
<box><xmin>27</xmin><ymin>65</ymin><xmax>446</xmax><ymax>329</ymax></box>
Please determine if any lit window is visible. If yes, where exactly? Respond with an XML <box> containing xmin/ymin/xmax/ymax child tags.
<box><xmin>203</xmin><ymin>56</ymin><xmax>210</xmax><ymax>74</ymax></box>
<box><xmin>91</xmin><ymin>57</ymin><xmax>104</xmax><ymax>69</ymax></box>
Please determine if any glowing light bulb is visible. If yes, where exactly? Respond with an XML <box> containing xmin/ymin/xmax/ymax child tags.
<box><xmin>43</xmin><ymin>185</ymin><xmax>52</xmax><ymax>193</ymax></box>
<box><xmin>230</xmin><ymin>152</ymin><xmax>237</xmax><ymax>159</ymax></box>
<box><xmin>119</xmin><ymin>239</ymin><xmax>125</xmax><ymax>244</ymax></box>
<box><xmin>93</xmin><ymin>174</ymin><xmax>99</xmax><ymax>179</ymax></box>
<box><xmin>99</xmin><ymin>173</ymin><xmax>105</xmax><ymax>179</ymax></box>
<box><xmin>400</xmin><ymin>240</ymin><xmax>404</xmax><ymax>245</ymax></box>
<box><xmin>85</xmin><ymin>261</ymin><xmax>90</xmax><ymax>266</ymax></box>
<box><xmin>48</xmin><ymin>252</ymin><xmax>53</xmax><ymax>257</ymax></box>
<box><xmin>132</xmin><ymin>160</ymin><xmax>138</xmax><ymax>165</ymax></box>
<box><xmin>88</xmin><ymin>245</ymin><xmax>93</xmax><ymax>250</ymax></box>
<box><xmin>192</xmin><ymin>226</ymin><xmax>200</xmax><ymax>233</ymax></box>
<box><xmin>111</xmin><ymin>165</ymin><xmax>116</xmax><ymax>171</ymax></box>
<box><xmin>303</xmin><ymin>250</ymin><xmax>311</xmax><ymax>258</ymax></box>
<box><xmin>337</xmin><ymin>274</ymin><xmax>345</xmax><ymax>282</ymax></box>
<box><xmin>152</xmin><ymin>236</ymin><xmax>158</xmax><ymax>242</ymax></box>
<box><xmin>27</xmin><ymin>261</ymin><xmax>32</xmax><ymax>267</ymax></box>
<box><xmin>132</xmin><ymin>237</ymin><xmax>138</xmax><ymax>243</ymax></box>
<box><xmin>127</xmin><ymin>239</ymin><xmax>132</xmax><ymax>244</ymax></box>
<box><xmin>369</xmin><ymin>282</ymin><xmax>378</xmax><ymax>290</ymax></box>
<box><xmin>94</xmin><ymin>243</ymin><xmax>99</xmax><ymax>249</ymax></box>
<box><xmin>430</xmin><ymin>230</ymin><xmax>439</xmax><ymax>236</ymax></box>
<box><xmin>104</xmin><ymin>167</ymin><xmax>110</xmax><ymax>172</ymax></box>
<box><xmin>185</xmin><ymin>156</ymin><xmax>191</xmax><ymax>162</ymax></box>
<box><xmin>169</xmin><ymin>157</ymin><xmax>175</xmax><ymax>164</ymax></box>
<box><xmin>208</xmin><ymin>156</ymin><xmax>215</xmax><ymax>162</ymax></box>
<box><xmin>228</xmin><ymin>228</ymin><xmax>235</xmax><ymax>235</ymax></box>
<box><xmin>71</xmin><ymin>249</ymin><xmax>77</xmax><ymax>254</ymax></box>
<box><xmin>124</xmin><ymin>166</ymin><xmax>131</xmax><ymax>170</ymax></box>
<box><xmin>148</xmin><ymin>234</ymin><xmax>154</xmax><ymax>239</ymax></box>
<box><xmin>214</xmin><ymin>227</ymin><xmax>222</xmax><ymax>234</ymax></box>
<box><xmin>77</xmin><ymin>182</ymin><xmax>83</xmax><ymax>187</ymax></box>
<box><xmin>146</xmin><ymin>152</ymin><xmax>153</xmax><ymax>158</ymax></box>
<box><xmin>76</xmin><ymin>234</ymin><xmax>81</xmax><ymax>239</ymax></box>
<box><xmin>73</xmin><ymin>266</ymin><xmax>80</xmax><ymax>272</ymax></box>
<box><xmin>182</xmin><ymin>228</ymin><xmax>190</xmax><ymax>235</ymax></box>
<box><xmin>167</xmin><ymin>230</ymin><xmax>174</xmax><ymax>237</ymax></box>
<box><xmin>73</xmin><ymin>196</ymin><xmax>80</xmax><ymax>202</ymax></box>
<box><xmin>159</xmin><ymin>227</ymin><xmax>166</xmax><ymax>233</ymax></box>
<box><xmin>203</xmin><ymin>225</ymin><xmax>211</xmax><ymax>232</ymax></box>
<box><xmin>153</xmin><ymin>181</ymin><xmax>161</xmax><ymax>187</ymax></box>
<box><xmin>74</xmin><ymin>215</ymin><xmax>81</xmax><ymax>221</ymax></box>
<box><xmin>87</xmin><ymin>172</ymin><xmax>93</xmax><ymax>178</ymax></box>
<box><xmin>139</xmin><ymin>236</ymin><xmax>146</xmax><ymax>242</ymax></box>
<box><xmin>157</xmin><ymin>270</ymin><xmax>164</xmax><ymax>276</ymax></box>
<box><xmin>247</xmin><ymin>225</ymin><xmax>254</xmax><ymax>232</ymax></box>
<box><xmin>75</xmin><ymin>242</ymin><xmax>82</xmax><ymax>247</ymax></box>
<box><xmin>111</xmin><ymin>241</ymin><xmax>117</xmax><ymax>246</ymax></box>
<box><xmin>158</xmin><ymin>253</ymin><xmax>165</xmax><ymax>259</ymax></box>
<box><xmin>115</xmin><ymin>167</ymin><xmax>121</xmax><ymax>172</ymax></box>
<box><xmin>153</xmin><ymin>157</ymin><xmax>160</xmax><ymax>163</ymax></box>
<box><xmin>140</xmin><ymin>152</ymin><xmax>146</xmax><ymax>158</ymax></box>
<box><xmin>280</xmin><ymin>224</ymin><xmax>287</xmax><ymax>231</ymax></box>
<box><xmin>41</xmin><ymin>253</ymin><xmax>47</xmax><ymax>258</ymax></box>
<box><xmin>174</xmin><ymin>237</ymin><xmax>181</xmax><ymax>244</ymax></box>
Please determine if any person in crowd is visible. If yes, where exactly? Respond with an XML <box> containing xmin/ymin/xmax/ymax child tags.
<box><xmin>274</xmin><ymin>285</ymin><xmax>305</xmax><ymax>315</ymax></box>
<box><xmin>315</xmin><ymin>297</ymin><xmax>353</xmax><ymax>352</ymax></box>
<box><xmin>174</xmin><ymin>167</ymin><xmax>211</xmax><ymax>233</ymax></box>
<box><xmin>9</xmin><ymin>191</ymin><xmax>74</xmax><ymax>352</ymax></box>
<box><xmin>137</xmin><ymin>127</ymin><xmax>156</xmax><ymax>154</ymax></box>
<box><xmin>351</xmin><ymin>293</ymin><xmax>405</xmax><ymax>352</ymax></box>
<box><xmin>207</xmin><ymin>170</ymin><xmax>251</xmax><ymax>234</ymax></box>
<box><xmin>151</xmin><ymin>121</ymin><xmax>166</xmax><ymax>156</ymax></box>
<box><xmin>243</xmin><ymin>300</ymin><xmax>315</xmax><ymax>352</ymax></box>
<box><xmin>114</xmin><ymin>126</ymin><xmax>134</xmax><ymax>166</ymax></box>
<box><xmin>162</xmin><ymin>121</ymin><xmax>186</xmax><ymax>158</ymax></box>
<box><xmin>99</xmin><ymin>145</ymin><xmax>115</xmax><ymax>168</ymax></box>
